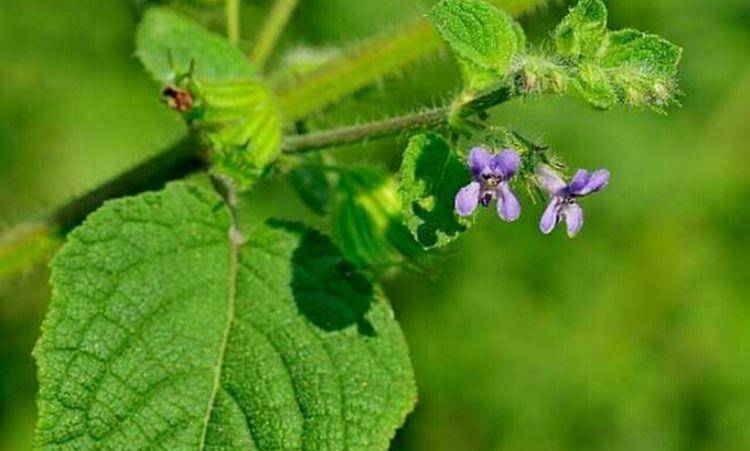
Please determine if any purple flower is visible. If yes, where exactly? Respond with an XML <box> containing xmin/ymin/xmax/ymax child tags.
<box><xmin>454</xmin><ymin>147</ymin><xmax>521</xmax><ymax>222</ymax></box>
<box><xmin>536</xmin><ymin>164</ymin><xmax>610</xmax><ymax>237</ymax></box>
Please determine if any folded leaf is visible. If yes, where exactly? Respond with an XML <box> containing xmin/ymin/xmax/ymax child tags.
<box><xmin>430</xmin><ymin>0</ymin><xmax>518</xmax><ymax>90</ymax></box>
<box><xmin>136</xmin><ymin>7</ymin><xmax>256</xmax><ymax>83</ymax></box>
<box><xmin>399</xmin><ymin>133</ymin><xmax>471</xmax><ymax>249</ymax></box>
<box><xmin>34</xmin><ymin>182</ymin><xmax>416</xmax><ymax>449</ymax></box>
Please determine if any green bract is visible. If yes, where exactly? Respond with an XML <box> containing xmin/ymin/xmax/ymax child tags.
<box><xmin>136</xmin><ymin>8</ymin><xmax>256</xmax><ymax>83</ymax></box>
<box><xmin>429</xmin><ymin>0</ymin><xmax>519</xmax><ymax>91</ymax></box>
<box><xmin>399</xmin><ymin>133</ymin><xmax>472</xmax><ymax>249</ymax></box>
<box><xmin>192</xmin><ymin>80</ymin><xmax>282</xmax><ymax>189</ymax></box>
<box><xmin>34</xmin><ymin>182</ymin><xmax>416</xmax><ymax>449</ymax></box>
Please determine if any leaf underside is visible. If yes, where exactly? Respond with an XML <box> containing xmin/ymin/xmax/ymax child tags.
<box><xmin>34</xmin><ymin>182</ymin><xmax>416</xmax><ymax>449</ymax></box>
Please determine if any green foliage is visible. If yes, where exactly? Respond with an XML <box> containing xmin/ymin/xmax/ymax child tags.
<box><xmin>332</xmin><ymin>168</ymin><xmax>423</xmax><ymax>270</ymax></box>
<box><xmin>135</xmin><ymin>7</ymin><xmax>256</xmax><ymax>84</ymax></box>
<box><xmin>603</xmin><ymin>29</ymin><xmax>681</xmax><ymax>77</ymax></box>
<box><xmin>553</xmin><ymin>0</ymin><xmax>608</xmax><ymax>59</ymax></box>
<box><xmin>548</xmin><ymin>0</ymin><xmax>682</xmax><ymax>111</ymax></box>
<box><xmin>34</xmin><ymin>182</ymin><xmax>416</xmax><ymax>449</ymax></box>
<box><xmin>288</xmin><ymin>155</ymin><xmax>334</xmax><ymax>216</ymax></box>
<box><xmin>399</xmin><ymin>133</ymin><xmax>472</xmax><ymax>249</ymax></box>
<box><xmin>429</xmin><ymin>0</ymin><xmax>519</xmax><ymax>91</ymax></box>
<box><xmin>190</xmin><ymin>79</ymin><xmax>282</xmax><ymax>189</ymax></box>
<box><xmin>136</xmin><ymin>8</ymin><xmax>281</xmax><ymax>188</ymax></box>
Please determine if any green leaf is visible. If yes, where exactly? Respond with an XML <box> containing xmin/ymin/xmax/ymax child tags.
<box><xmin>602</xmin><ymin>29</ymin><xmax>682</xmax><ymax>76</ymax></box>
<box><xmin>34</xmin><ymin>182</ymin><xmax>416</xmax><ymax>449</ymax></box>
<box><xmin>332</xmin><ymin>168</ymin><xmax>423</xmax><ymax>270</ymax></box>
<box><xmin>429</xmin><ymin>0</ymin><xmax>518</xmax><ymax>90</ymax></box>
<box><xmin>399</xmin><ymin>133</ymin><xmax>471</xmax><ymax>249</ymax></box>
<box><xmin>192</xmin><ymin>80</ymin><xmax>282</xmax><ymax>189</ymax></box>
<box><xmin>288</xmin><ymin>155</ymin><xmax>334</xmax><ymax>216</ymax></box>
<box><xmin>553</xmin><ymin>0</ymin><xmax>608</xmax><ymax>59</ymax></box>
<box><xmin>136</xmin><ymin>7</ymin><xmax>256</xmax><ymax>84</ymax></box>
<box><xmin>572</xmin><ymin>62</ymin><xmax>618</xmax><ymax>109</ymax></box>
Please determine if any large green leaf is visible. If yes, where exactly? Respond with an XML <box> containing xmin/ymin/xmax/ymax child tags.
<box><xmin>429</xmin><ymin>0</ymin><xmax>518</xmax><ymax>90</ymax></box>
<box><xmin>399</xmin><ymin>133</ymin><xmax>471</xmax><ymax>249</ymax></box>
<box><xmin>136</xmin><ymin>7</ymin><xmax>256</xmax><ymax>83</ymax></box>
<box><xmin>34</xmin><ymin>182</ymin><xmax>416</xmax><ymax>449</ymax></box>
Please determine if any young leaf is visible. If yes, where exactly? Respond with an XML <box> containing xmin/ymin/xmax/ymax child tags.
<box><xmin>572</xmin><ymin>62</ymin><xmax>618</xmax><ymax>109</ymax></box>
<box><xmin>553</xmin><ymin>0</ymin><xmax>608</xmax><ymax>59</ymax></box>
<box><xmin>429</xmin><ymin>0</ymin><xmax>518</xmax><ymax>90</ymax></box>
<box><xmin>399</xmin><ymin>133</ymin><xmax>471</xmax><ymax>249</ymax></box>
<box><xmin>193</xmin><ymin>80</ymin><xmax>282</xmax><ymax>189</ymax></box>
<box><xmin>136</xmin><ymin>7</ymin><xmax>256</xmax><ymax>84</ymax></box>
<box><xmin>332</xmin><ymin>168</ymin><xmax>423</xmax><ymax>270</ymax></box>
<box><xmin>34</xmin><ymin>182</ymin><xmax>416</xmax><ymax>449</ymax></box>
<box><xmin>602</xmin><ymin>29</ymin><xmax>681</xmax><ymax>76</ymax></box>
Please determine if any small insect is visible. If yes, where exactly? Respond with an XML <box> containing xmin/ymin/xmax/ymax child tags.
<box><xmin>162</xmin><ymin>52</ymin><xmax>196</xmax><ymax>112</ymax></box>
<box><xmin>162</xmin><ymin>85</ymin><xmax>194</xmax><ymax>111</ymax></box>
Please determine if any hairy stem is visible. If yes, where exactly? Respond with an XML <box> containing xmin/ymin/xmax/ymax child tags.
<box><xmin>0</xmin><ymin>134</ymin><xmax>204</xmax><ymax>280</ymax></box>
<box><xmin>283</xmin><ymin>107</ymin><xmax>448</xmax><ymax>153</ymax></box>
<box><xmin>275</xmin><ymin>0</ymin><xmax>541</xmax><ymax>121</ymax></box>
<box><xmin>226</xmin><ymin>0</ymin><xmax>241</xmax><ymax>46</ymax></box>
<box><xmin>277</xmin><ymin>18</ymin><xmax>441</xmax><ymax>122</ymax></box>
<box><xmin>282</xmin><ymin>86</ymin><xmax>511</xmax><ymax>153</ymax></box>
<box><xmin>53</xmin><ymin>134</ymin><xmax>205</xmax><ymax>232</ymax></box>
<box><xmin>250</xmin><ymin>0</ymin><xmax>299</xmax><ymax>68</ymax></box>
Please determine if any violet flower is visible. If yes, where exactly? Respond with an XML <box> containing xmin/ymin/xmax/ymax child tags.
<box><xmin>536</xmin><ymin>165</ymin><xmax>610</xmax><ymax>237</ymax></box>
<box><xmin>454</xmin><ymin>147</ymin><xmax>521</xmax><ymax>222</ymax></box>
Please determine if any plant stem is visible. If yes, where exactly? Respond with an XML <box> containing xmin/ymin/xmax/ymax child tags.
<box><xmin>281</xmin><ymin>86</ymin><xmax>512</xmax><ymax>153</ymax></box>
<box><xmin>226</xmin><ymin>0</ymin><xmax>241</xmax><ymax>46</ymax></box>
<box><xmin>53</xmin><ymin>134</ymin><xmax>205</xmax><ymax>232</ymax></box>
<box><xmin>276</xmin><ymin>18</ymin><xmax>441</xmax><ymax>122</ymax></box>
<box><xmin>0</xmin><ymin>134</ymin><xmax>205</xmax><ymax>280</ymax></box>
<box><xmin>250</xmin><ymin>0</ymin><xmax>299</xmax><ymax>69</ymax></box>
<box><xmin>282</xmin><ymin>107</ymin><xmax>448</xmax><ymax>153</ymax></box>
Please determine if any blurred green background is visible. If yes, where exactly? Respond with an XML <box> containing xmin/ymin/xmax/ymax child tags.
<box><xmin>2</xmin><ymin>0</ymin><xmax>749</xmax><ymax>449</ymax></box>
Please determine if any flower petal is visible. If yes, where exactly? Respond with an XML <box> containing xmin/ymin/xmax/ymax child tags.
<box><xmin>577</xmin><ymin>169</ymin><xmax>610</xmax><ymax>196</ymax></box>
<box><xmin>540</xmin><ymin>196</ymin><xmax>562</xmax><ymax>234</ymax></box>
<box><xmin>490</xmin><ymin>149</ymin><xmax>521</xmax><ymax>179</ymax></box>
<box><xmin>535</xmin><ymin>164</ymin><xmax>567</xmax><ymax>195</ymax></box>
<box><xmin>568</xmin><ymin>169</ymin><xmax>590</xmax><ymax>194</ymax></box>
<box><xmin>562</xmin><ymin>202</ymin><xmax>584</xmax><ymax>237</ymax></box>
<box><xmin>468</xmin><ymin>147</ymin><xmax>493</xmax><ymax>178</ymax></box>
<box><xmin>496</xmin><ymin>182</ymin><xmax>521</xmax><ymax>222</ymax></box>
<box><xmin>455</xmin><ymin>181</ymin><xmax>480</xmax><ymax>216</ymax></box>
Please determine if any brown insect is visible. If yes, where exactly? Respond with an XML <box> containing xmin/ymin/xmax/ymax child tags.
<box><xmin>162</xmin><ymin>86</ymin><xmax>195</xmax><ymax>112</ymax></box>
